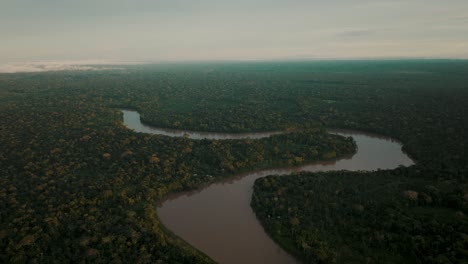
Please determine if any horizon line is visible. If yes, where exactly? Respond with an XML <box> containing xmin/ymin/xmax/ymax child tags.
<box><xmin>1</xmin><ymin>57</ymin><xmax>468</xmax><ymax>74</ymax></box>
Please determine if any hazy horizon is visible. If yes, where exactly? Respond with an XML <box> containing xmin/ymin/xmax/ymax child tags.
<box><xmin>2</xmin><ymin>57</ymin><xmax>468</xmax><ymax>74</ymax></box>
<box><xmin>2</xmin><ymin>0</ymin><xmax>468</xmax><ymax>66</ymax></box>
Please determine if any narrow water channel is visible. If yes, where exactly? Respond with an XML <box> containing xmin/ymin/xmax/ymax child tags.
<box><xmin>122</xmin><ymin>109</ymin><xmax>282</xmax><ymax>140</ymax></box>
<box><xmin>122</xmin><ymin>109</ymin><xmax>414</xmax><ymax>264</ymax></box>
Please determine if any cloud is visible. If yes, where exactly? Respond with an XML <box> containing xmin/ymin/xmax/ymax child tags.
<box><xmin>0</xmin><ymin>60</ymin><xmax>128</xmax><ymax>73</ymax></box>
<box><xmin>449</xmin><ymin>15</ymin><xmax>468</xmax><ymax>22</ymax></box>
<box><xmin>337</xmin><ymin>29</ymin><xmax>377</xmax><ymax>37</ymax></box>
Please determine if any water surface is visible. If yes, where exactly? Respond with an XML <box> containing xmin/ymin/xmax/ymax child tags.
<box><xmin>122</xmin><ymin>109</ymin><xmax>414</xmax><ymax>264</ymax></box>
<box><xmin>122</xmin><ymin>109</ymin><xmax>282</xmax><ymax>140</ymax></box>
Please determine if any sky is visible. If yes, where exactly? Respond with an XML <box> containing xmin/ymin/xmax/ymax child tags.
<box><xmin>1</xmin><ymin>0</ymin><xmax>468</xmax><ymax>65</ymax></box>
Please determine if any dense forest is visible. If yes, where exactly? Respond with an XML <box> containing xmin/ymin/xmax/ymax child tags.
<box><xmin>253</xmin><ymin>169</ymin><xmax>468</xmax><ymax>263</ymax></box>
<box><xmin>0</xmin><ymin>62</ymin><xmax>356</xmax><ymax>262</ymax></box>
<box><xmin>248</xmin><ymin>61</ymin><xmax>468</xmax><ymax>263</ymax></box>
<box><xmin>1</xmin><ymin>60</ymin><xmax>467</xmax><ymax>263</ymax></box>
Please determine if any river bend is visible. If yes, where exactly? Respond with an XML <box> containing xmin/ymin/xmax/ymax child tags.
<box><xmin>122</xmin><ymin>109</ymin><xmax>414</xmax><ymax>264</ymax></box>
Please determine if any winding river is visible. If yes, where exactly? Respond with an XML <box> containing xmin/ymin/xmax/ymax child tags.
<box><xmin>122</xmin><ymin>109</ymin><xmax>414</xmax><ymax>264</ymax></box>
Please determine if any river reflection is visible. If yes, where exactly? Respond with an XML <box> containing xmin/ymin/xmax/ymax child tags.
<box><xmin>122</xmin><ymin>109</ymin><xmax>414</xmax><ymax>264</ymax></box>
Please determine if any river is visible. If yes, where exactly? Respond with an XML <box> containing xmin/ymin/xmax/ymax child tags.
<box><xmin>121</xmin><ymin>109</ymin><xmax>414</xmax><ymax>264</ymax></box>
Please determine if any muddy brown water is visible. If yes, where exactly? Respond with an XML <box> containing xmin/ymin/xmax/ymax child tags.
<box><xmin>122</xmin><ymin>109</ymin><xmax>414</xmax><ymax>264</ymax></box>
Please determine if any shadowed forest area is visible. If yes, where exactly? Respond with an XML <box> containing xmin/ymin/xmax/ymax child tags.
<box><xmin>1</xmin><ymin>60</ymin><xmax>467</xmax><ymax>263</ymax></box>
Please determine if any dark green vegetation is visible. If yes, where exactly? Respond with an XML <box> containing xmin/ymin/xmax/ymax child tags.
<box><xmin>0</xmin><ymin>62</ymin><xmax>356</xmax><ymax>263</ymax></box>
<box><xmin>248</xmin><ymin>61</ymin><xmax>468</xmax><ymax>263</ymax></box>
<box><xmin>0</xmin><ymin>60</ymin><xmax>467</xmax><ymax>263</ymax></box>
<box><xmin>253</xmin><ymin>169</ymin><xmax>468</xmax><ymax>263</ymax></box>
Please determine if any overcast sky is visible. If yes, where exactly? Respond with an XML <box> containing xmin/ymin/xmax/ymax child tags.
<box><xmin>1</xmin><ymin>0</ymin><xmax>468</xmax><ymax>64</ymax></box>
